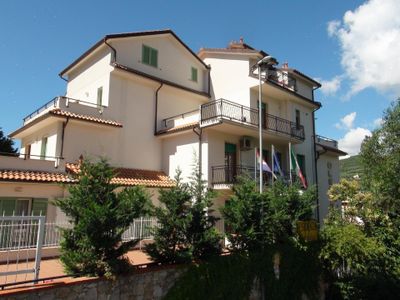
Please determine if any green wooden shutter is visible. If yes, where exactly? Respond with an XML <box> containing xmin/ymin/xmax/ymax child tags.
<box><xmin>150</xmin><ymin>48</ymin><xmax>158</xmax><ymax>67</ymax></box>
<box><xmin>32</xmin><ymin>199</ymin><xmax>48</xmax><ymax>216</ymax></box>
<box><xmin>191</xmin><ymin>67</ymin><xmax>198</xmax><ymax>82</ymax></box>
<box><xmin>0</xmin><ymin>198</ymin><xmax>16</xmax><ymax>216</ymax></box>
<box><xmin>225</xmin><ymin>143</ymin><xmax>237</xmax><ymax>154</ymax></box>
<box><xmin>142</xmin><ymin>45</ymin><xmax>150</xmax><ymax>64</ymax></box>
<box><xmin>40</xmin><ymin>137</ymin><xmax>48</xmax><ymax>159</ymax></box>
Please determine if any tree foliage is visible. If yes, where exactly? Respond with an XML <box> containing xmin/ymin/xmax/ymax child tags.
<box><xmin>55</xmin><ymin>158</ymin><xmax>151</xmax><ymax>277</ymax></box>
<box><xmin>221</xmin><ymin>176</ymin><xmax>316</xmax><ymax>251</ymax></box>
<box><xmin>0</xmin><ymin>127</ymin><xmax>17</xmax><ymax>154</ymax></box>
<box><xmin>145</xmin><ymin>165</ymin><xmax>221</xmax><ymax>264</ymax></box>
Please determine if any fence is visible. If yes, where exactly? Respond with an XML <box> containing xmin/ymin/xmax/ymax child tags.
<box><xmin>0</xmin><ymin>216</ymin><xmax>45</xmax><ymax>285</ymax></box>
<box><xmin>0</xmin><ymin>217</ymin><xmax>158</xmax><ymax>252</ymax></box>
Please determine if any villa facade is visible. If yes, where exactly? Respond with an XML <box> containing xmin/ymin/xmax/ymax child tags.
<box><xmin>0</xmin><ymin>30</ymin><xmax>346</xmax><ymax>224</ymax></box>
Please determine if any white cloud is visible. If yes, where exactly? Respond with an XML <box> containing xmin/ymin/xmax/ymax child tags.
<box><xmin>328</xmin><ymin>0</ymin><xmax>400</xmax><ymax>96</ymax></box>
<box><xmin>319</xmin><ymin>76</ymin><xmax>342</xmax><ymax>95</ymax></box>
<box><xmin>373</xmin><ymin>118</ymin><xmax>383</xmax><ymax>128</ymax></box>
<box><xmin>338</xmin><ymin>127</ymin><xmax>372</xmax><ymax>156</ymax></box>
<box><xmin>335</xmin><ymin>112</ymin><xmax>356</xmax><ymax>130</ymax></box>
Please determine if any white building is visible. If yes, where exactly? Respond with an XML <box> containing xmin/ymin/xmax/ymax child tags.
<box><xmin>0</xmin><ymin>30</ymin><xmax>346</xmax><ymax>224</ymax></box>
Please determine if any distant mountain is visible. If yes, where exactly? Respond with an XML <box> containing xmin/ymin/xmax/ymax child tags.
<box><xmin>339</xmin><ymin>155</ymin><xmax>364</xmax><ymax>179</ymax></box>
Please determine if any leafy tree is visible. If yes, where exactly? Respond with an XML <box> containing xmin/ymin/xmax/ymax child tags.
<box><xmin>360</xmin><ymin>98</ymin><xmax>400</xmax><ymax>215</ymax></box>
<box><xmin>145</xmin><ymin>170</ymin><xmax>193</xmax><ymax>263</ymax></box>
<box><xmin>0</xmin><ymin>127</ymin><xmax>17</xmax><ymax>154</ymax></box>
<box><xmin>55</xmin><ymin>158</ymin><xmax>151</xmax><ymax>277</ymax></box>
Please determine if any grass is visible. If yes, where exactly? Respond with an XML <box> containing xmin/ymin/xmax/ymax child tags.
<box><xmin>340</xmin><ymin>155</ymin><xmax>364</xmax><ymax>179</ymax></box>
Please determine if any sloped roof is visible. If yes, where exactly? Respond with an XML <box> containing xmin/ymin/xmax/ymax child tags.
<box><xmin>60</xmin><ymin>29</ymin><xmax>209</xmax><ymax>76</ymax></box>
<box><xmin>0</xmin><ymin>163</ymin><xmax>175</xmax><ymax>188</ymax></box>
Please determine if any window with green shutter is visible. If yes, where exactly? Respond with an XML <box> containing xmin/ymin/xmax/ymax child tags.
<box><xmin>40</xmin><ymin>137</ymin><xmax>48</xmax><ymax>159</ymax></box>
<box><xmin>142</xmin><ymin>45</ymin><xmax>158</xmax><ymax>68</ymax></box>
<box><xmin>0</xmin><ymin>198</ymin><xmax>16</xmax><ymax>216</ymax></box>
<box><xmin>32</xmin><ymin>199</ymin><xmax>48</xmax><ymax>216</ymax></box>
<box><xmin>191</xmin><ymin>67</ymin><xmax>198</xmax><ymax>82</ymax></box>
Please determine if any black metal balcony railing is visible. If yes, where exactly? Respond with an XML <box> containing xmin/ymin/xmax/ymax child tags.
<box><xmin>211</xmin><ymin>165</ymin><xmax>256</xmax><ymax>185</ymax></box>
<box><xmin>201</xmin><ymin>99</ymin><xmax>305</xmax><ymax>140</ymax></box>
<box><xmin>267</xmin><ymin>70</ymin><xmax>297</xmax><ymax>91</ymax></box>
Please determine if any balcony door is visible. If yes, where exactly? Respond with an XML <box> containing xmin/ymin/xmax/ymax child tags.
<box><xmin>225</xmin><ymin>143</ymin><xmax>237</xmax><ymax>183</ymax></box>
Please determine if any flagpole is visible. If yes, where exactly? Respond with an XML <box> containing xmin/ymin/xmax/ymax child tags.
<box><xmin>271</xmin><ymin>145</ymin><xmax>275</xmax><ymax>185</ymax></box>
<box><xmin>254</xmin><ymin>147</ymin><xmax>257</xmax><ymax>184</ymax></box>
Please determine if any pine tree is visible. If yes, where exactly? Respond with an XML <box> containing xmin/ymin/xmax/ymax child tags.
<box><xmin>55</xmin><ymin>158</ymin><xmax>151</xmax><ymax>277</ymax></box>
<box><xmin>145</xmin><ymin>169</ymin><xmax>193</xmax><ymax>263</ymax></box>
<box><xmin>187</xmin><ymin>161</ymin><xmax>222</xmax><ymax>259</ymax></box>
<box><xmin>0</xmin><ymin>127</ymin><xmax>17</xmax><ymax>154</ymax></box>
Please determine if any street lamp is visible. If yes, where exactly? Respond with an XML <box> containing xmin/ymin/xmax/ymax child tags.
<box><xmin>256</xmin><ymin>56</ymin><xmax>278</xmax><ymax>193</ymax></box>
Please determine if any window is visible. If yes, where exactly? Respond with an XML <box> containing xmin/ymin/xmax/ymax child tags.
<box><xmin>142</xmin><ymin>44</ymin><xmax>158</xmax><ymax>68</ymax></box>
<box><xmin>40</xmin><ymin>137</ymin><xmax>48</xmax><ymax>159</ymax></box>
<box><xmin>191</xmin><ymin>67</ymin><xmax>198</xmax><ymax>82</ymax></box>
<box><xmin>295</xmin><ymin>109</ymin><xmax>301</xmax><ymax>129</ymax></box>
<box><xmin>97</xmin><ymin>87</ymin><xmax>103</xmax><ymax>107</ymax></box>
<box><xmin>25</xmin><ymin>144</ymin><xmax>31</xmax><ymax>159</ymax></box>
<box><xmin>0</xmin><ymin>198</ymin><xmax>30</xmax><ymax>216</ymax></box>
<box><xmin>257</xmin><ymin>101</ymin><xmax>268</xmax><ymax>129</ymax></box>
<box><xmin>31</xmin><ymin>199</ymin><xmax>48</xmax><ymax>216</ymax></box>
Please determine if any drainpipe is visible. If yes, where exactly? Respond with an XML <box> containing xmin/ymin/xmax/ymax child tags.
<box><xmin>312</xmin><ymin>86</ymin><xmax>321</xmax><ymax>224</ymax></box>
<box><xmin>60</xmin><ymin>117</ymin><xmax>70</xmax><ymax>161</ymax></box>
<box><xmin>154</xmin><ymin>83</ymin><xmax>164</xmax><ymax>135</ymax></box>
<box><xmin>193</xmin><ymin>126</ymin><xmax>203</xmax><ymax>177</ymax></box>
<box><xmin>104</xmin><ymin>37</ymin><xmax>117</xmax><ymax>63</ymax></box>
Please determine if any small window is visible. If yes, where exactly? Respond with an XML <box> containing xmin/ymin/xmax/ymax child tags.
<box><xmin>25</xmin><ymin>144</ymin><xmax>31</xmax><ymax>159</ymax></box>
<box><xmin>191</xmin><ymin>67</ymin><xmax>198</xmax><ymax>82</ymax></box>
<box><xmin>295</xmin><ymin>109</ymin><xmax>301</xmax><ymax>129</ymax></box>
<box><xmin>142</xmin><ymin>45</ymin><xmax>158</xmax><ymax>68</ymax></box>
<box><xmin>97</xmin><ymin>87</ymin><xmax>103</xmax><ymax>107</ymax></box>
<box><xmin>40</xmin><ymin>137</ymin><xmax>48</xmax><ymax>159</ymax></box>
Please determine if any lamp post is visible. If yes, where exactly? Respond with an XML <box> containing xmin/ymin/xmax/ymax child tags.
<box><xmin>256</xmin><ymin>56</ymin><xmax>278</xmax><ymax>193</ymax></box>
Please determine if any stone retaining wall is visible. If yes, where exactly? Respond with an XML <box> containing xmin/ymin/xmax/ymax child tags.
<box><xmin>1</xmin><ymin>265</ymin><xmax>187</xmax><ymax>300</ymax></box>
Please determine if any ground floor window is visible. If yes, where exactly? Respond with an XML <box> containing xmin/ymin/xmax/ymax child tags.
<box><xmin>0</xmin><ymin>198</ymin><xmax>48</xmax><ymax>217</ymax></box>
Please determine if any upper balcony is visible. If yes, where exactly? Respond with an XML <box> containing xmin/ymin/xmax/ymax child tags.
<box><xmin>23</xmin><ymin>96</ymin><xmax>106</xmax><ymax>126</ymax></box>
<box><xmin>315</xmin><ymin>135</ymin><xmax>338</xmax><ymax>149</ymax></box>
<box><xmin>158</xmin><ymin>99</ymin><xmax>305</xmax><ymax>141</ymax></box>
<box><xmin>0</xmin><ymin>152</ymin><xmax>65</xmax><ymax>171</ymax></box>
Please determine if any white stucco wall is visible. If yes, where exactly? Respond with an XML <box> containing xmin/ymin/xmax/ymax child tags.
<box><xmin>66</xmin><ymin>49</ymin><xmax>113</xmax><ymax>107</ymax></box>
<box><xmin>295</xmin><ymin>78</ymin><xmax>313</xmax><ymax>100</ymax></box>
<box><xmin>203</xmin><ymin>54</ymin><xmax>258</xmax><ymax>105</ymax></box>
<box><xmin>111</xmin><ymin>35</ymin><xmax>208</xmax><ymax>94</ymax></box>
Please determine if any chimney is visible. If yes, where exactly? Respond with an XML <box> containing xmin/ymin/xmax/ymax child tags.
<box><xmin>239</xmin><ymin>37</ymin><xmax>244</xmax><ymax>44</ymax></box>
<box><xmin>282</xmin><ymin>61</ymin><xmax>289</xmax><ymax>69</ymax></box>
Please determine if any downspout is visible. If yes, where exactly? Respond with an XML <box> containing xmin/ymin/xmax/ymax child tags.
<box><xmin>207</xmin><ymin>65</ymin><xmax>211</xmax><ymax>96</ymax></box>
<box><xmin>104</xmin><ymin>37</ymin><xmax>117</xmax><ymax>63</ymax></box>
<box><xmin>312</xmin><ymin>86</ymin><xmax>321</xmax><ymax>224</ymax></box>
<box><xmin>193</xmin><ymin>126</ymin><xmax>202</xmax><ymax>176</ymax></box>
<box><xmin>154</xmin><ymin>83</ymin><xmax>164</xmax><ymax>135</ymax></box>
<box><xmin>60</xmin><ymin>117</ymin><xmax>70</xmax><ymax>159</ymax></box>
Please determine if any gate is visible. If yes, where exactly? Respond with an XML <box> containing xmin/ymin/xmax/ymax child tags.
<box><xmin>0</xmin><ymin>216</ymin><xmax>45</xmax><ymax>286</ymax></box>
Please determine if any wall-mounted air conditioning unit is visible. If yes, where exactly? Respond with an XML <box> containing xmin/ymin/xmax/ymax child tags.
<box><xmin>240</xmin><ymin>136</ymin><xmax>253</xmax><ymax>150</ymax></box>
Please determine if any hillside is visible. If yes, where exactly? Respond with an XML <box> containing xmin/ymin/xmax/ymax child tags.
<box><xmin>339</xmin><ymin>155</ymin><xmax>364</xmax><ymax>179</ymax></box>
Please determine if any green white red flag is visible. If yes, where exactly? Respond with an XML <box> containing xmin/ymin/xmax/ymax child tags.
<box><xmin>290</xmin><ymin>148</ymin><xmax>307</xmax><ymax>189</ymax></box>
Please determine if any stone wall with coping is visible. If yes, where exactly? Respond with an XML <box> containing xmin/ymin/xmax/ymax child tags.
<box><xmin>1</xmin><ymin>265</ymin><xmax>187</xmax><ymax>300</ymax></box>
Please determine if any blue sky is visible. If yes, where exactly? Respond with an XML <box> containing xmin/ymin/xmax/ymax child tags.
<box><xmin>1</xmin><ymin>0</ymin><xmax>398</xmax><ymax>156</ymax></box>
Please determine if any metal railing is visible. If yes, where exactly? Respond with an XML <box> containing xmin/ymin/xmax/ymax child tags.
<box><xmin>316</xmin><ymin>135</ymin><xmax>338</xmax><ymax>148</ymax></box>
<box><xmin>211</xmin><ymin>165</ymin><xmax>258</xmax><ymax>185</ymax></box>
<box><xmin>0</xmin><ymin>217</ymin><xmax>158</xmax><ymax>252</ymax></box>
<box><xmin>23</xmin><ymin>96</ymin><xmax>106</xmax><ymax>124</ymax></box>
<box><xmin>0</xmin><ymin>216</ymin><xmax>45</xmax><ymax>284</ymax></box>
<box><xmin>267</xmin><ymin>69</ymin><xmax>297</xmax><ymax>91</ymax></box>
<box><xmin>201</xmin><ymin>99</ymin><xmax>305</xmax><ymax>140</ymax></box>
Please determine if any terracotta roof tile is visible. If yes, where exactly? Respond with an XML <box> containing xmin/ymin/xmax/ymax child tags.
<box><xmin>49</xmin><ymin>109</ymin><xmax>123</xmax><ymax>127</ymax></box>
<box><xmin>156</xmin><ymin>122</ymin><xmax>198</xmax><ymax>135</ymax></box>
<box><xmin>66</xmin><ymin>163</ymin><xmax>175</xmax><ymax>188</ymax></box>
<box><xmin>0</xmin><ymin>170</ymin><xmax>75</xmax><ymax>183</ymax></box>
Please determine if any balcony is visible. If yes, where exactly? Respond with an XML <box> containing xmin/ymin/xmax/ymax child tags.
<box><xmin>267</xmin><ymin>69</ymin><xmax>296</xmax><ymax>92</ymax></box>
<box><xmin>23</xmin><ymin>96</ymin><xmax>106</xmax><ymax>125</ymax></box>
<box><xmin>315</xmin><ymin>135</ymin><xmax>338</xmax><ymax>148</ymax></box>
<box><xmin>201</xmin><ymin>99</ymin><xmax>305</xmax><ymax>140</ymax></box>
<box><xmin>0</xmin><ymin>152</ymin><xmax>64</xmax><ymax>171</ymax></box>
